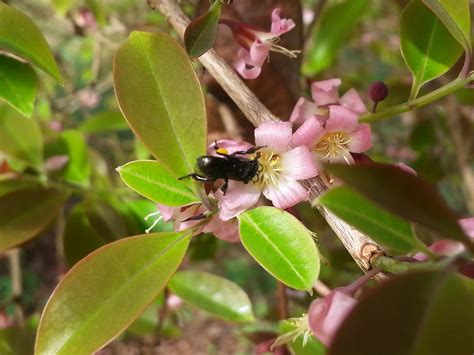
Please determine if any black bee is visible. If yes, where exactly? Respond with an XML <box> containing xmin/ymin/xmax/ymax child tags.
<box><xmin>179</xmin><ymin>141</ymin><xmax>264</xmax><ymax>194</ymax></box>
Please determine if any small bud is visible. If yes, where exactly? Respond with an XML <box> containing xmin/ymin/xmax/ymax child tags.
<box><xmin>369</xmin><ymin>81</ymin><xmax>389</xmax><ymax>103</ymax></box>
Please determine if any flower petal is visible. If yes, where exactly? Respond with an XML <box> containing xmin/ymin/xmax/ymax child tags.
<box><xmin>281</xmin><ymin>146</ymin><xmax>318</xmax><ymax>180</ymax></box>
<box><xmin>325</xmin><ymin>105</ymin><xmax>359</xmax><ymax>133</ymax></box>
<box><xmin>216</xmin><ymin>180</ymin><xmax>261</xmax><ymax>221</ymax></box>
<box><xmin>234</xmin><ymin>42</ymin><xmax>270</xmax><ymax>80</ymax></box>
<box><xmin>311</xmin><ymin>78</ymin><xmax>341</xmax><ymax>106</ymax></box>
<box><xmin>270</xmin><ymin>8</ymin><xmax>296</xmax><ymax>35</ymax></box>
<box><xmin>262</xmin><ymin>176</ymin><xmax>307</xmax><ymax>209</ymax></box>
<box><xmin>289</xmin><ymin>97</ymin><xmax>327</xmax><ymax>125</ymax></box>
<box><xmin>395</xmin><ymin>162</ymin><xmax>417</xmax><ymax>176</ymax></box>
<box><xmin>255</xmin><ymin>121</ymin><xmax>292</xmax><ymax>153</ymax></box>
<box><xmin>208</xmin><ymin>139</ymin><xmax>254</xmax><ymax>156</ymax></box>
<box><xmin>347</xmin><ymin>123</ymin><xmax>372</xmax><ymax>153</ymax></box>
<box><xmin>156</xmin><ymin>204</ymin><xmax>176</xmax><ymax>222</ymax></box>
<box><xmin>203</xmin><ymin>217</ymin><xmax>240</xmax><ymax>243</ymax></box>
<box><xmin>340</xmin><ymin>88</ymin><xmax>367</xmax><ymax>114</ymax></box>
<box><xmin>291</xmin><ymin>116</ymin><xmax>325</xmax><ymax>149</ymax></box>
<box><xmin>459</xmin><ymin>218</ymin><xmax>474</xmax><ymax>239</ymax></box>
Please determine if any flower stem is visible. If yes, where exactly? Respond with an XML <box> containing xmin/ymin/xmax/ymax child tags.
<box><xmin>371</xmin><ymin>255</ymin><xmax>452</xmax><ymax>274</ymax></box>
<box><xmin>360</xmin><ymin>72</ymin><xmax>474</xmax><ymax>123</ymax></box>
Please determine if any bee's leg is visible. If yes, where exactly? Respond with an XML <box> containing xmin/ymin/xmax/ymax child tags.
<box><xmin>221</xmin><ymin>177</ymin><xmax>229</xmax><ymax>195</ymax></box>
<box><xmin>178</xmin><ymin>173</ymin><xmax>215</xmax><ymax>183</ymax></box>
<box><xmin>231</xmin><ymin>145</ymin><xmax>267</xmax><ymax>156</ymax></box>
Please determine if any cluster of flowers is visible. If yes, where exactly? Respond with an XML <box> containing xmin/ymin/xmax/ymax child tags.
<box><xmin>148</xmin><ymin>78</ymin><xmax>372</xmax><ymax>243</ymax></box>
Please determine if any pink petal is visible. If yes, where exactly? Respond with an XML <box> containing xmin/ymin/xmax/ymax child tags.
<box><xmin>234</xmin><ymin>42</ymin><xmax>271</xmax><ymax>80</ymax></box>
<box><xmin>208</xmin><ymin>139</ymin><xmax>254</xmax><ymax>156</ymax></box>
<box><xmin>281</xmin><ymin>146</ymin><xmax>318</xmax><ymax>180</ymax></box>
<box><xmin>311</xmin><ymin>79</ymin><xmax>341</xmax><ymax>106</ymax></box>
<box><xmin>325</xmin><ymin>105</ymin><xmax>359</xmax><ymax>133</ymax></box>
<box><xmin>291</xmin><ymin>116</ymin><xmax>325</xmax><ymax>149</ymax></box>
<box><xmin>44</xmin><ymin>155</ymin><xmax>69</xmax><ymax>171</ymax></box>
<box><xmin>459</xmin><ymin>218</ymin><xmax>474</xmax><ymax>239</ymax></box>
<box><xmin>176</xmin><ymin>204</ymin><xmax>205</xmax><ymax>231</ymax></box>
<box><xmin>347</xmin><ymin>123</ymin><xmax>372</xmax><ymax>153</ymax></box>
<box><xmin>234</xmin><ymin>56</ymin><xmax>262</xmax><ymax>80</ymax></box>
<box><xmin>395</xmin><ymin>162</ymin><xmax>417</xmax><ymax>176</ymax></box>
<box><xmin>340</xmin><ymin>88</ymin><xmax>367</xmax><ymax>114</ymax></box>
<box><xmin>216</xmin><ymin>180</ymin><xmax>261</xmax><ymax>221</ymax></box>
<box><xmin>262</xmin><ymin>176</ymin><xmax>307</xmax><ymax>209</ymax></box>
<box><xmin>156</xmin><ymin>204</ymin><xmax>176</xmax><ymax>222</ymax></box>
<box><xmin>270</xmin><ymin>8</ymin><xmax>296</xmax><ymax>35</ymax></box>
<box><xmin>308</xmin><ymin>289</ymin><xmax>357</xmax><ymax>347</ymax></box>
<box><xmin>289</xmin><ymin>97</ymin><xmax>327</xmax><ymax>125</ymax></box>
<box><xmin>203</xmin><ymin>217</ymin><xmax>240</xmax><ymax>243</ymax></box>
<box><xmin>255</xmin><ymin>121</ymin><xmax>292</xmax><ymax>153</ymax></box>
<box><xmin>429</xmin><ymin>240</ymin><xmax>466</xmax><ymax>256</ymax></box>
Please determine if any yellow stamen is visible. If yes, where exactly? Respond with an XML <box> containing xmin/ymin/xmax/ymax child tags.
<box><xmin>253</xmin><ymin>151</ymin><xmax>283</xmax><ymax>188</ymax></box>
<box><xmin>315</xmin><ymin>132</ymin><xmax>352</xmax><ymax>160</ymax></box>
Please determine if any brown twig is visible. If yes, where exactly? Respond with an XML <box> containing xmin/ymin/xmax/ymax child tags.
<box><xmin>148</xmin><ymin>0</ymin><xmax>387</xmax><ymax>280</ymax></box>
<box><xmin>276</xmin><ymin>281</ymin><xmax>289</xmax><ymax>320</ymax></box>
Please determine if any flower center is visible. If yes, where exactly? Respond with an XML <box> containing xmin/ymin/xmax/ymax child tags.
<box><xmin>315</xmin><ymin>132</ymin><xmax>351</xmax><ymax>160</ymax></box>
<box><xmin>254</xmin><ymin>151</ymin><xmax>283</xmax><ymax>188</ymax></box>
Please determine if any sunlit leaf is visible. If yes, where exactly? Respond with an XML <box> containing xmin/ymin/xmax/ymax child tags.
<box><xmin>303</xmin><ymin>0</ymin><xmax>368</xmax><ymax>75</ymax></box>
<box><xmin>184</xmin><ymin>1</ymin><xmax>221</xmax><ymax>58</ymax></box>
<box><xmin>400</xmin><ymin>0</ymin><xmax>463</xmax><ymax>99</ymax></box>
<box><xmin>330</xmin><ymin>269</ymin><xmax>474</xmax><ymax>355</ymax></box>
<box><xmin>169</xmin><ymin>270</ymin><xmax>255</xmax><ymax>322</ymax></box>
<box><xmin>0</xmin><ymin>188</ymin><xmax>68</xmax><ymax>252</ymax></box>
<box><xmin>238</xmin><ymin>207</ymin><xmax>319</xmax><ymax>291</ymax></box>
<box><xmin>318</xmin><ymin>186</ymin><xmax>421</xmax><ymax>254</ymax></box>
<box><xmin>0</xmin><ymin>55</ymin><xmax>37</xmax><ymax>117</ymax></box>
<box><xmin>0</xmin><ymin>107</ymin><xmax>42</xmax><ymax>167</ymax></box>
<box><xmin>35</xmin><ymin>232</ymin><xmax>190</xmax><ymax>355</ymax></box>
<box><xmin>325</xmin><ymin>163</ymin><xmax>472</xmax><ymax>248</ymax></box>
<box><xmin>422</xmin><ymin>0</ymin><xmax>471</xmax><ymax>59</ymax></box>
<box><xmin>0</xmin><ymin>3</ymin><xmax>62</xmax><ymax>82</ymax></box>
<box><xmin>114</xmin><ymin>32</ymin><xmax>207</xmax><ymax>177</ymax></box>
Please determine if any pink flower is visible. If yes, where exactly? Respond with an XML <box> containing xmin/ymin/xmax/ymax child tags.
<box><xmin>308</xmin><ymin>288</ymin><xmax>357</xmax><ymax>347</ymax></box>
<box><xmin>414</xmin><ymin>218</ymin><xmax>474</xmax><ymax>261</ymax></box>
<box><xmin>216</xmin><ymin>122</ymin><xmax>318</xmax><ymax>220</ymax></box>
<box><xmin>148</xmin><ymin>202</ymin><xmax>240</xmax><ymax>243</ymax></box>
<box><xmin>292</xmin><ymin>105</ymin><xmax>372</xmax><ymax>164</ymax></box>
<box><xmin>221</xmin><ymin>9</ymin><xmax>298</xmax><ymax>80</ymax></box>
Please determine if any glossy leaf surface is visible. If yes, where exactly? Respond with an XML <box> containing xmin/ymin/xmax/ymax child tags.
<box><xmin>330</xmin><ymin>269</ymin><xmax>474</xmax><ymax>355</ymax></box>
<box><xmin>0</xmin><ymin>108</ymin><xmax>42</xmax><ymax>167</ymax></box>
<box><xmin>422</xmin><ymin>0</ymin><xmax>471</xmax><ymax>57</ymax></box>
<box><xmin>169</xmin><ymin>270</ymin><xmax>254</xmax><ymax>322</ymax></box>
<box><xmin>184</xmin><ymin>1</ymin><xmax>221</xmax><ymax>58</ymax></box>
<box><xmin>0</xmin><ymin>3</ymin><xmax>62</xmax><ymax>82</ymax></box>
<box><xmin>400</xmin><ymin>0</ymin><xmax>463</xmax><ymax>98</ymax></box>
<box><xmin>325</xmin><ymin>163</ymin><xmax>472</xmax><ymax>247</ymax></box>
<box><xmin>319</xmin><ymin>186</ymin><xmax>419</xmax><ymax>254</ymax></box>
<box><xmin>0</xmin><ymin>55</ymin><xmax>37</xmax><ymax>117</ymax></box>
<box><xmin>0</xmin><ymin>188</ymin><xmax>67</xmax><ymax>252</ymax></box>
<box><xmin>35</xmin><ymin>232</ymin><xmax>190</xmax><ymax>355</ymax></box>
<box><xmin>117</xmin><ymin>160</ymin><xmax>199</xmax><ymax>206</ymax></box>
<box><xmin>303</xmin><ymin>0</ymin><xmax>368</xmax><ymax>75</ymax></box>
<box><xmin>114</xmin><ymin>32</ymin><xmax>206</xmax><ymax>177</ymax></box>
<box><xmin>238</xmin><ymin>207</ymin><xmax>319</xmax><ymax>291</ymax></box>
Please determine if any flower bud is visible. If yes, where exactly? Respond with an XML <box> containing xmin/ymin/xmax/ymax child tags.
<box><xmin>368</xmin><ymin>81</ymin><xmax>389</xmax><ymax>103</ymax></box>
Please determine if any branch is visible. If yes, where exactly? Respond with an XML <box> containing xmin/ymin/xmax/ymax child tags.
<box><xmin>149</xmin><ymin>0</ymin><xmax>387</xmax><ymax>279</ymax></box>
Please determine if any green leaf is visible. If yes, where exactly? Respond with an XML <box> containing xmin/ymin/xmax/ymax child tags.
<box><xmin>0</xmin><ymin>176</ymin><xmax>41</xmax><ymax>197</ymax></box>
<box><xmin>168</xmin><ymin>270</ymin><xmax>255</xmax><ymax>322</ymax></box>
<box><xmin>80</xmin><ymin>111</ymin><xmax>128</xmax><ymax>134</ymax></box>
<box><xmin>400</xmin><ymin>0</ymin><xmax>463</xmax><ymax>99</ymax></box>
<box><xmin>325</xmin><ymin>163</ymin><xmax>472</xmax><ymax>248</ymax></box>
<box><xmin>47</xmin><ymin>130</ymin><xmax>91</xmax><ymax>186</ymax></box>
<box><xmin>114</xmin><ymin>32</ymin><xmax>207</xmax><ymax>177</ymax></box>
<box><xmin>86</xmin><ymin>201</ymin><xmax>128</xmax><ymax>241</ymax></box>
<box><xmin>63</xmin><ymin>204</ymin><xmax>107</xmax><ymax>266</ymax></box>
<box><xmin>0</xmin><ymin>188</ymin><xmax>67</xmax><ymax>252</ymax></box>
<box><xmin>422</xmin><ymin>0</ymin><xmax>471</xmax><ymax>58</ymax></box>
<box><xmin>0</xmin><ymin>3</ymin><xmax>62</xmax><ymax>82</ymax></box>
<box><xmin>238</xmin><ymin>207</ymin><xmax>319</xmax><ymax>291</ymax></box>
<box><xmin>303</xmin><ymin>0</ymin><xmax>368</xmax><ymax>75</ymax></box>
<box><xmin>117</xmin><ymin>160</ymin><xmax>199</xmax><ymax>206</ymax></box>
<box><xmin>0</xmin><ymin>55</ymin><xmax>37</xmax><ymax>117</ymax></box>
<box><xmin>0</xmin><ymin>327</ymin><xmax>35</xmax><ymax>355</ymax></box>
<box><xmin>184</xmin><ymin>1</ymin><xmax>221</xmax><ymax>58</ymax></box>
<box><xmin>318</xmin><ymin>186</ymin><xmax>421</xmax><ymax>254</ymax></box>
<box><xmin>0</xmin><ymin>107</ymin><xmax>42</xmax><ymax>167</ymax></box>
<box><xmin>330</xmin><ymin>269</ymin><xmax>474</xmax><ymax>355</ymax></box>
<box><xmin>35</xmin><ymin>232</ymin><xmax>190</xmax><ymax>355</ymax></box>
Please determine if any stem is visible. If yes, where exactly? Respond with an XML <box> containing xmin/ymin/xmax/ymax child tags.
<box><xmin>276</xmin><ymin>282</ymin><xmax>289</xmax><ymax>319</ymax></box>
<box><xmin>371</xmin><ymin>255</ymin><xmax>451</xmax><ymax>274</ymax></box>
<box><xmin>360</xmin><ymin>72</ymin><xmax>474</xmax><ymax>123</ymax></box>
<box><xmin>7</xmin><ymin>249</ymin><xmax>24</xmax><ymax>326</ymax></box>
